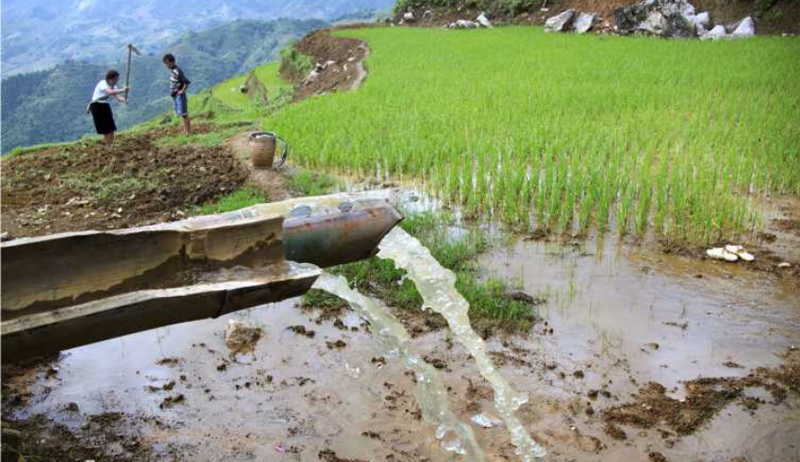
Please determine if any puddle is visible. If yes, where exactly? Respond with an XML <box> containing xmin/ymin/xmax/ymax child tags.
<box><xmin>312</xmin><ymin>272</ymin><xmax>484</xmax><ymax>460</ymax></box>
<box><xmin>6</xmin><ymin>299</ymin><xmax>471</xmax><ymax>461</ymax></box>
<box><xmin>480</xmin><ymin>235</ymin><xmax>800</xmax><ymax>461</ymax></box>
<box><xmin>482</xmin><ymin>236</ymin><xmax>800</xmax><ymax>388</ymax></box>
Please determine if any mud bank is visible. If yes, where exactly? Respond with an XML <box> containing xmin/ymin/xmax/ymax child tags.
<box><xmin>288</xmin><ymin>30</ymin><xmax>370</xmax><ymax>101</ymax></box>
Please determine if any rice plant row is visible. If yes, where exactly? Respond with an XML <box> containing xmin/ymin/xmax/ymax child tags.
<box><xmin>264</xmin><ymin>27</ymin><xmax>800</xmax><ymax>244</ymax></box>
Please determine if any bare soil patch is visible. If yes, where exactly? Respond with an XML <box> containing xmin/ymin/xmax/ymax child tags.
<box><xmin>290</xmin><ymin>29</ymin><xmax>369</xmax><ymax>101</ymax></box>
<box><xmin>1</xmin><ymin>127</ymin><xmax>247</xmax><ymax>238</ymax></box>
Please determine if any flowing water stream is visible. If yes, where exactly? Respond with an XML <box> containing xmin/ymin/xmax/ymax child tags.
<box><xmin>378</xmin><ymin>227</ymin><xmax>547</xmax><ymax>461</ymax></box>
<box><xmin>312</xmin><ymin>272</ymin><xmax>485</xmax><ymax>461</ymax></box>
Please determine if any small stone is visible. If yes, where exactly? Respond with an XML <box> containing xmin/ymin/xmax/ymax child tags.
<box><xmin>545</xmin><ymin>9</ymin><xmax>575</xmax><ymax>33</ymax></box>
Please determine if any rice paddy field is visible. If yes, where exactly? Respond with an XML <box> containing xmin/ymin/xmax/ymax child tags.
<box><xmin>260</xmin><ymin>27</ymin><xmax>800</xmax><ymax>244</ymax></box>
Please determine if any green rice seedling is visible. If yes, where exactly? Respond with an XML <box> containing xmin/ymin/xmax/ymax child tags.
<box><xmin>256</xmin><ymin>27</ymin><xmax>799</xmax><ymax>245</ymax></box>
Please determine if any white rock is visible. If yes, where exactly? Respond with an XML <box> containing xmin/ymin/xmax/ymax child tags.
<box><xmin>778</xmin><ymin>262</ymin><xmax>791</xmax><ymax>269</ymax></box>
<box><xmin>724</xmin><ymin>244</ymin><xmax>744</xmax><ymax>253</ymax></box>
<box><xmin>545</xmin><ymin>9</ymin><xmax>576</xmax><ymax>33</ymax></box>
<box><xmin>638</xmin><ymin>10</ymin><xmax>668</xmax><ymax>35</ymax></box>
<box><xmin>573</xmin><ymin>12</ymin><xmax>597</xmax><ymax>34</ymax></box>
<box><xmin>723</xmin><ymin>251</ymin><xmax>739</xmax><ymax>262</ymax></box>
<box><xmin>701</xmin><ymin>25</ymin><xmax>728</xmax><ymax>40</ymax></box>
<box><xmin>403</xmin><ymin>11</ymin><xmax>415</xmax><ymax>21</ymax></box>
<box><xmin>706</xmin><ymin>247</ymin><xmax>727</xmax><ymax>260</ymax></box>
<box><xmin>695</xmin><ymin>11</ymin><xmax>711</xmax><ymax>29</ymax></box>
<box><xmin>681</xmin><ymin>1</ymin><xmax>696</xmax><ymax>18</ymax></box>
<box><xmin>448</xmin><ymin>19</ymin><xmax>479</xmax><ymax>29</ymax></box>
<box><xmin>708</xmin><ymin>245</ymin><xmax>755</xmax><ymax>262</ymax></box>
<box><xmin>731</xmin><ymin>16</ymin><xmax>755</xmax><ymax>38</ymax></box>
<box><xmin>476</xmin><ymin>12</ymin><xmax>493</xmax><ymax>28</ymax></box>
<box><xmin>707</xmin><ymin>247</ymin><xmax>738</xmax><ymax>262</ymax></box>
<box><xmin>725</xmin><ymin>245</ymin><xmax>754</xmax><ymax>262</ymax></box>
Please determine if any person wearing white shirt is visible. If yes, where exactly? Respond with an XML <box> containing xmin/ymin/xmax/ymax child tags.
<box><xmin>88</xmin><ymin>69</ymin><xmax>129</xmax><ymax>148</ymax></box>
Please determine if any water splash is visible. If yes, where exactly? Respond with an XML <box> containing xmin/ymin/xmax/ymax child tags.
<box><xmin>378</xmin><ymin>228</ymin><xmax>547</xmax><ymax>460</ymax></box>
<box><xmin>312</xmin><ymin>272</ymin><xmax>485</xmax><ymax>461</ymax></box>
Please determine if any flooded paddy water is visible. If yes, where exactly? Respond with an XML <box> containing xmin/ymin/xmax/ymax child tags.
<box><xmin>3</xmin><ymin>193</ymin><xmax>799</xmax><ymax>462</ymax></box>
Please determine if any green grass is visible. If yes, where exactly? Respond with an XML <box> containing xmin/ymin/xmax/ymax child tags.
<box><xmin>288</xmin><ymin>169</ymin><xmax>340</xmax><ymax>196</ymax></box>
<box><xmin>197</xmin><ymin>185</ymin><xmax>267</xmax><ymax>215</ymax></box>
<box><xmin>263</xmin><ymin>27</ymin><xmax>800</xmax><ymax>245</ymax></box>
<box><xmin>212</xmin><ymin>61</ymin><xmax>292</xmax><ymax>109</ymax></box>
<box><xmin>142</xmin><ymin>61</ymin><xmax>296</xmax><ymax>129</ymax></box>
<box><xmin>189</xmin><ymin>61</ymin><xmax>295</xmax><ymax>126</ymax></box>
<box><xmin>303</xmin><ymin>210</ymin><xmax>538</xmax><ymax>335</ymax></box>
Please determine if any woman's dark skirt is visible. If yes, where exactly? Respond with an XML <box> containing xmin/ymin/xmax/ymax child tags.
<box><xmin>89</xmin><ymin>102</ymin><xmax>117</xmax><ymax>135</ymax></box>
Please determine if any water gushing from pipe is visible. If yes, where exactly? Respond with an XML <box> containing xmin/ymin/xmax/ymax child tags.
<box><xmin>378</xmin><ymin>227</ymin><xmax>547</xmax><ymax>460</ymax></box>
<box><xmin>312</xmin><ymin>272</ymin><xmax>485</xmax><ymax>461</ymax></box>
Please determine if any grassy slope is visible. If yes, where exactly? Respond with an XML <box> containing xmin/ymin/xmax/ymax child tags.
<box><xmin>263</xmin><ymin>27</ymin><xmax>800</xmax><ymax>244</ymax></box>
<box><xmin>209</xmin><ymin>62</ymin><xmax>293</xmax><ymax>109</ymax></box>
<box><xmin>188</xmin><ymin>61</ymin><xmax>295</xmax><ymax>125</ymax></box>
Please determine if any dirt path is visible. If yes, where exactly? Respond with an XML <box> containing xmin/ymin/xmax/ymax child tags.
<box><xmin>228</xmin><ymin>131</ymin><xmax>294</xmax><ymax>202</ymax></box>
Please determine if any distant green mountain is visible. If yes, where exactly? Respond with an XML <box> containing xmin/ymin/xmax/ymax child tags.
<box><xmin>1</xmin><ymin>19</ymin><xmax>325</xmax><ymax>153</ymax></box>
<box><xmin>1</xmin><ymin>0</ymin><xmax>395</xmax><ymax>76</ymax></box>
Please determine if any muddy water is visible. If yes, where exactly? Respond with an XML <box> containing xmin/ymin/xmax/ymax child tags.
<box><xmin>312</xmin><ymin>272</ymin><xmax>485</xmax><ymax>460</ymax></box>
<box><xmin>481</xmin><ymin>235</ymin><xmax>800</xmax><ymax>461</ymax></box>
<box><xmin>6</xmin><ymin>231</ymin><xmax>800</xmax><ymax>462</ymax></box>
<box><xmin>7</xmin><ymin>299</ymin><xmax>477</xmax><ymax>461</ymax></box>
